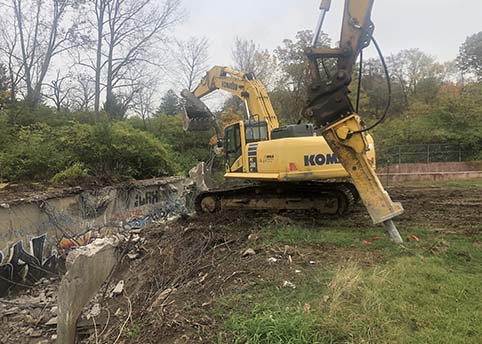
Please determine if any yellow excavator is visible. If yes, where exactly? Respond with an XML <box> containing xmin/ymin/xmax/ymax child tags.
<box><xmin>182</xmin><ymin>66</ymin><xmax>375</xmax><ymax>216</ymax></box>
<box><xmin>182</xmin><ymin>0</ymin><xmax>404</xmax><ymax>243</ymax></box>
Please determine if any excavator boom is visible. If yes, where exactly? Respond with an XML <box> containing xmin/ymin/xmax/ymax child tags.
<box><xmin>182</xmin><ymin>66</ymin><xmax>279</xmax><ymax>134</ymax></box>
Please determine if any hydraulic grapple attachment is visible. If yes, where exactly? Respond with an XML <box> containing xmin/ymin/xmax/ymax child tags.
<box><xmin>181</xmin><ymin>90</ymin><xmax>216</xmax><ymax>132</ymax></box>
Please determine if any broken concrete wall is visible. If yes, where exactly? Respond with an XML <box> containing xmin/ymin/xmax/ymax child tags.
<box><xmin>57</xmin><ymin>238</ymin><xmax>119</xmax><ymax>343</ymax></box>
<box><xmin>0</xmin><ymin>177</ymin><xmax>189</xmax><ymax>295</ymax></box>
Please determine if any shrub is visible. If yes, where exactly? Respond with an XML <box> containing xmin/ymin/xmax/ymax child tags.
<box><xmin>0</xmin><ymin>123</ymin><xmax>68</xmax><ymax>181</ymax></box>
<box><xmin>141</xmin><ymin>114</ymin><xmax>213</xmax><ymax>173</ymax></box>
<box><xmin>0</xmin><ymin>118</ymin><xmax>178</xmax><ymax>183</ymax></box>
<box><xmin>51</xmin><ymin>162</ymin><xmax>90</xmax><ymax>186</ymax></box>
<box><xmin>75</xmin><ymin>121</ymin><xmax>178</xmax><ymax>179</ymax></box>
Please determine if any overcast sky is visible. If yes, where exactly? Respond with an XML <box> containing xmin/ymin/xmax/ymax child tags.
<box><xmin>176</xmin><ymin>0</ymin><xmax>482</xmax><ymax>67</ymax></box>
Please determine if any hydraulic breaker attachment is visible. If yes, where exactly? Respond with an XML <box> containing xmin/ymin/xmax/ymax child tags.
<box><xmin>305</xmin><ymin>0</ymin><xmax>403</xmax><ymax>243</ymax></box>
<box><xmin>181</xmin><ymin>90</ymin><xmax>217</xmax><ymax>132</ymax></box>
<box><xmin>323</xmin><ymin>115</ymin><xmax>404</xmax><ymax>244</ymax></box>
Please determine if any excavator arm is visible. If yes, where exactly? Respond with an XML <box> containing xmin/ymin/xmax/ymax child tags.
<box><xmin>181</xmin><ymin>66</ymin><xmax>279</xmax><ymax>134</ymax></box>
<box><xmin>190</xmin><ymin>66</ymin><xmax>248</xmax><ymax>99</ymax></box>
<box><xmin>305</xmin><ymin>0</ymin><xmax>404</xmax><ymax>243</ymax></box>
<box><xmin>306</xmin><ymin>0</ymin><xmax>374</xmax><ymax>126</ymax></box>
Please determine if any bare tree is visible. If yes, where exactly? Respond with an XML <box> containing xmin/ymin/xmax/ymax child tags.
<box><xmin>0</xmin><ymin>9</ymin><xmax>23</xmax><ymax>103</ymax></box>
<box><xmin>132</xmin><ymin>80</ymin><xmax>157</xmax><ymax>128</ymax></box>
<box><xmin>2</xmin><ymin>0</ymin><xmax>82</xmax><ymax>107</ymax></box>
<box><xmin>42</xmin><ymin>69</ymin><xmax>73</xmax><ymax>111</ymax></box>
<box><xmin>69</xmin><ymin>73</ymin><xmax>96</xmax><ymax>112</ymax></box>
<box><xmin>81</xmin><ymin>0</ymin><xmax>183</xmax><ymax>118</ymax></box>
<box><xmin>388</xmin><ymin>49</ymin><xmax>443</xmax><ymax>101</ymax></box>
<box><xmin>231</xmin><ymin>37</ymin><xmax>276</xmax><ymax>88</ymax></box>
<box><xmin>92</xmin><ymin>0</ymin><xmax>107</xmax><ymax>115</ymax></box>
<box><xmin>175</xmin><ymin>36</ymin><xmax>209</xmax><ymax>91</ymax></box>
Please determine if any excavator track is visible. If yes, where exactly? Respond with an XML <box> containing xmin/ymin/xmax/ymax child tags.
<box><xmin>194</xmin><ymin>182</ymin><xmax>358</xmax><ymax>215</ymax></box>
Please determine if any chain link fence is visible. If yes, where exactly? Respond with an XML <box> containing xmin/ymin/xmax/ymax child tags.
<box><xmin>377</xmin><ymin>144</ymin><xmax>480</xmax><ymax>166</ymax></box>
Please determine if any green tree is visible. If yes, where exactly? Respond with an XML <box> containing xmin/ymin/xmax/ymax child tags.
<box><xmin>272</xmin><ymin>30</ymin><xmax>330</xmax><ymax>124</ymax></box>
<box><xmin>0</xmin><ymin>64</ymin><xmax>7</xmax><ymax>91</ymax></box>
<box><xmin>159</xmin><ymin>89</ymin><xmax>181</xmax><ymax>116</ymax></box>
<box><xmin>457</xmin><ymin>31</ymin><xmax>482</xmax><ymax>81</ymax></box>
<box><xmin>0</xmin><ymin>64</ymin><xmax>9</xmax><ymax>109</ymax></box>
<box><xmin>103</xmin><ymin>95</ymin><xmax>128</xmax><ymax>120</ymax></box>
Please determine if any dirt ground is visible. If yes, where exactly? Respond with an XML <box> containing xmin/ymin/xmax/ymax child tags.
<box><xmin>387</xmin><ymin>184</ymin><xmax>482</xmax><ymax>233</ymax></box>
<box><xmin>1</xmin><ymin>183</ymin><xmax>481</xmax><ymax>343</ymax></box>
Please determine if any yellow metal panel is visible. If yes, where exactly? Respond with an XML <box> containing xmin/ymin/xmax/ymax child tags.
<box><xmin>227</xmin><ymin>133</ymin><xmax>375</xmax><ymax>182</ymax></box>
<box><xmin>323</xmin><ymin>115</ymin><xmax>403</xmax><ymax>224</ymax></box>
<box><xmin>225</xmin><ymin>172</ymin><xmax>280</xmax><ymax>180</ymax></box>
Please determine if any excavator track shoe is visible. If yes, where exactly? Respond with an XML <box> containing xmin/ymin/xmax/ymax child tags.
<box><xmin>194</xmin><ymin>182</ymin><xmax>358</xmax><ymax>216</ymax></box>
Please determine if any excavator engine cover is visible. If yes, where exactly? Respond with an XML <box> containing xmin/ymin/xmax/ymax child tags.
<box><xmin>181</xmin><ymin>90</ymin><xmax>216</xmax><ymax>132</ymax></box>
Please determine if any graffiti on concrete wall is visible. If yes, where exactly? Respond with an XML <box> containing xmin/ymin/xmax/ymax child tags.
<box><xmin>134</xmin><ymin>190</ymin><xmax>161</xmax><ymax>207</ymax></box>
<box><xmin>0</xmin><ymin>234</ymin><xmax>59</xmax><ymax>295</ymax></box>
<box><xmin>0</xmin><ymin>228</ymin><xmax>29</xmax><ymax>243</ymax></box>
<box><xmin>58</xmin><ymin>230</ymin><xmax>101</xmax><ymax>251</ymax></box>
<box><xmin>0</xmin><ymin>179</ymin><xmax>188</xmax><ymax>294</ymax></box>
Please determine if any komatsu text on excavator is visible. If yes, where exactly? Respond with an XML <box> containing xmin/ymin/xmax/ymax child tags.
<box><xmin>182</xmin><ymin>0</ymin><xmax>404</xmax><ymax>243</ymax></box>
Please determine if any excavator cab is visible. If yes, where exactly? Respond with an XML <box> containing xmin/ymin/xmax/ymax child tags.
<box><xmin>224</xmin><ymin>123</ymin><xmax>242</xmax><ymax>170</ymax></box>
<box><xmin>224</xmin><ymin>120</ymin><xmax>269</xmax><ymax>172</ymax></box>
<box><xmin>245</xmin><ymin>120</ymin><xmax>269</xmax><ymax>143</ymax></box>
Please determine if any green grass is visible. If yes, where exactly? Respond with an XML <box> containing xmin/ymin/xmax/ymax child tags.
<box><xmin>261</xmin><ymin>224</ymin><xmax>430</xmax><ymax>255</ymax></box>
<box><xmin>126</xmin><ymin>322</ymin><xmax>142</xmax><ymax>339</ymax></box>
<box><xmin>222</xmin><ymin>305</ymin><xmax>324</xmax><ymax>344</ymax></box>
<box><xmin>262</xmin><ymin>224</ymin><xmax>389</xmax><ymax>247</ymax></box>
<box><xmin>215</xmin><ymin>224</ymin><xmax>482</xmax><ymax>344</ymax></box>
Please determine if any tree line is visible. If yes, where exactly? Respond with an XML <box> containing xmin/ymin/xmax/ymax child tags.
<box><xmin>218</xmin><ymin>30</ymin><xmax>482</xmax><ymax>164</ymax></box>
<box><xmin>1</xmin><ymin>0</ymin><xmax>482</xmax><ymax>184</ymax></box>
<box><xmin>0</xmin><ymin>0</ymin><xmax>200</xmax><ymax>118</ymax></box>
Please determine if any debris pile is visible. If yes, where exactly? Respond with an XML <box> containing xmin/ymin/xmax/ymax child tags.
<box><xmin>0</xmin><ymin>277</ymin><xmax>59</xmax><ymax>343</ymax></box>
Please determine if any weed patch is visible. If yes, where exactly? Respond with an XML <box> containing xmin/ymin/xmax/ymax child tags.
<box><xmin>219</xmin><ymin>228</ymin><xmax>482</xmax><ymax>344</ymax></box>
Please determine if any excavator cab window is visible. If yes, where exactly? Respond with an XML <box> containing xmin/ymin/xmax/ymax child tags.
<box><xmin>225</xmin><ymin>123</ymin><xmax>242</xmax><ymax>168</ymax></box>
<box><xmin>245</xmin><ymin>121</ymin><xmax>268</xmax><ymax>144</ymax></box>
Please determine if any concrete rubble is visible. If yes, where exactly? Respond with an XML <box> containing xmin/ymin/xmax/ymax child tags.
<box><xmin>242</xmin><ymin>248</ymin><xmax>256</xmax><ymax>257</ymax></box>
<box><xmin>283</xmin><ymin>281</ymin><xmax>297</xmax><ymax>289</ymax></box>
<box><xmin>0</xmin><ymin>277</ymin><xmax>60</xmax><ymax>343</ymax></box>
<box><xmin>111</xmin><ymin>280</ymin><xmax>125</xmax><ymax>297</ymax></box>
<box><xmin>0</xmin><ymin>219</ymin><xmax>156</xmax><ymax>344</ymax></box>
